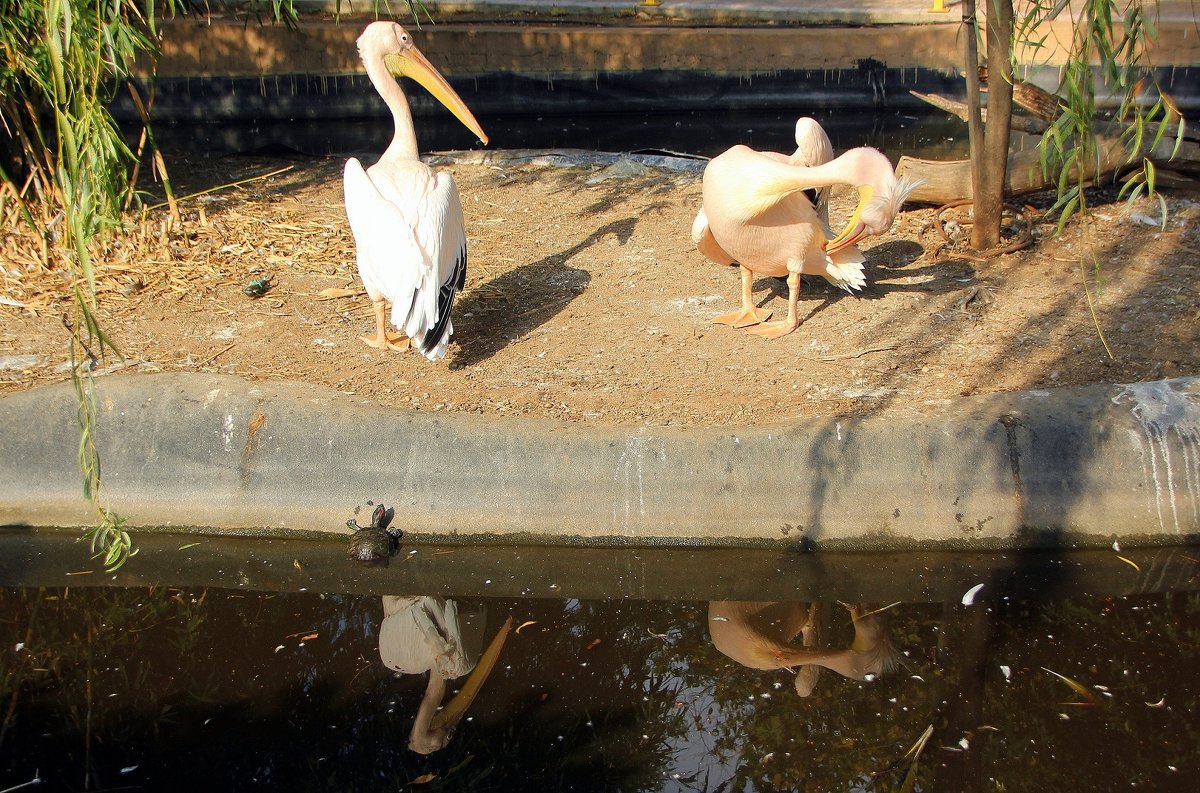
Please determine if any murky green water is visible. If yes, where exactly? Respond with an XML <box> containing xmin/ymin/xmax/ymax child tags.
<box><xmin>1</xmin><ymin>532</ymin><xmax>1197</xmax><ymax>791</ymax></box>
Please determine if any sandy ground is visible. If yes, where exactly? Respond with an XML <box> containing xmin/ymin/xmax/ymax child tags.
<box><xmin>2</xmin><ymin>152</ymin><xmax>1198</xmax><ymax>427</ymax></box>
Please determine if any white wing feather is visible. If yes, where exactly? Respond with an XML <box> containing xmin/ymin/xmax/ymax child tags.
<box><xmin>343</xmin><ymin>158</ymin><xmax>467</xmax><ymax>360</ymax></box>
<box><xmin>344</xmin><ymin>157</ymin><xmax>424</xmax><ymax>309</ymax></box>
<box><xmin>405</xmin><ymin>173</ymin><xmax>465</xmax><ymax>360</ymax></box>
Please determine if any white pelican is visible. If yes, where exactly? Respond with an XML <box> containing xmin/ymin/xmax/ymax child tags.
<box><xmin>343</xmin><ymin>21</ymin><xmax>488</xmax><ymax>360</ymax></box>
<box><xmin>692</xmin><ymin>137</ymin><xmax>920</xmax><ymax>339</ymax></box>
<box><xmin>378</xmin><ymin>596</ymin><xmax>513</xmax><ymax>754</ymax></box>
<box><xmin>692</xmin><ymin>117</ymin><xmax>837</xmax><ymax>273</ymax></box>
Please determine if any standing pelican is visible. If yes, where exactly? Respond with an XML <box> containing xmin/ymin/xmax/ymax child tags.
<box><xmin>692</xmin><ymin>141</ymin><xmax>920</xmax><ymax>339</ymax></box>
<box><xmin>692</xmin><ymin>117</ymin><xmax>838</xmax><ymax>275</ymax></box>
<box><xmin>344</xmin><ymin>22</ymin><xmax>488</xmax><ymax>360</ymax></box>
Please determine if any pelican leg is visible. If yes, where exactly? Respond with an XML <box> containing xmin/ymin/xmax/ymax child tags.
<box><xmin>361</xmin><ymin>297</ymin><xmax>410</xmax><ymax>351</ymax></box>
<box><xmin>746</xmin><ymin>271</ymin><xmax>802</xmax><ymax>339</ymax></box>
<box><xmin>793</xmin><ymin>602</ymin><xmax>822</xmax><ymax>697</ymax></box>
<box><xmin>712</xmin><ymin>265</ymin><xmax>772</xmax><ymax>328</ymax></box>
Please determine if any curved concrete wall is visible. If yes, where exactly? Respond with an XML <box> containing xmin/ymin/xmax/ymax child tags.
<box><xmin>1</xmin><ymin>373</ymin><xmax>1197</xmax><ymax>548</ymax></box>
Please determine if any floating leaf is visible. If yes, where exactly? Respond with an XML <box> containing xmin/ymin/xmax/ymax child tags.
<box><xmin>515</xmin><ymin>620</ymin><xmax>538</xmax><ymax>634</ymax></box>
<box><xmin>178</xmin><ymin>542</ymin><xmax>200</xmax><ymax>551</ymax></box>
<box><xmin>961</xmin><ymin>583</ymin><xmax>985</xmax><ymax>606</ymax></box>
<box><xmin>1116</xmin><ymin>555</ymin><xmax>1141</xmax><ymax>572</ymax></box>
<box><xmin>1042</xmin><ymin>667</ymin><xmax>1098</xmax><ymax>705</ymax></box>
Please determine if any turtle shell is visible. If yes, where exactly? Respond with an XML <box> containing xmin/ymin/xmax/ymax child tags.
<box><xmin>347</xmin><ymin>527</ymin><xmax>394</xmax><ymax>565</ymax></box>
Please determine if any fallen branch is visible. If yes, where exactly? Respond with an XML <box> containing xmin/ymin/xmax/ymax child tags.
<box><xmin>911</xmin><ymin>90</ymin><xmax>1050</xmax><ymax>135</ymax></box>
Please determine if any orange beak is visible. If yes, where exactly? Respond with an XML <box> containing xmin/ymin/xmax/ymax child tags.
<box><xmin>428</xmin><ymin>615</ymin><xmax>512</xmax><ymax>733</ymax></box>
<box><xmin>385</xmin><ymin>47</ymin><xmax>489</xmax><ymax>145</ymax></box>
<box><xmin>824</xmin><ymin>185</ymin><xmax>873</xmax><ymax>253</ymax></box>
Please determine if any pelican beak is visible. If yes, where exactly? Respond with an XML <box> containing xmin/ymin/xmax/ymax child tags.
<box><xmin>429</xmin><ymin>615</ymin><xmax>513</xmax><ymax>733</ymax></box>
<box><xmin>385</xmin><ymin>48</ymin><xmax>489</xmax><ymax>145</ymax></box>
<box><xmin>824</xmin><ymin>184</ymin><xmax>873</xmax><ymax>253</ymax></box>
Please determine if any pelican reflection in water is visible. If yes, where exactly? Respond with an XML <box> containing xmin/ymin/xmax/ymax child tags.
<box><xmin>379</xmin><ymin>596</ymin><xmax>512</xmax><ymax>754</ymax></box>
<box><xmin>708</xmin><ymin>601</ymin><xmax>901</xmax><ymax>696</ymax></box>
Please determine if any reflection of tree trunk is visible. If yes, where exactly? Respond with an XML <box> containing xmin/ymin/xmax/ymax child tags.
<box><xmin>931</xmin><ymin>602</ymin><xmax>991</xmax><ymax>793</ymax></box>
<box><xmin>973</xmin><ymin>0</ymin><xmax>1015</xmax><ymax>250</ymax></box>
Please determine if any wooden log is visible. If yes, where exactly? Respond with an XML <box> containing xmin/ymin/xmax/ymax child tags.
<box><xmin>979</xmin><ymin>68</ymin><xmax>1062</xmax><ymax>122</ymax></box>
<box><xmin>896</xmin><ymin>124</ymin><xmax>1199</xmax><ymax>205</ymax></box>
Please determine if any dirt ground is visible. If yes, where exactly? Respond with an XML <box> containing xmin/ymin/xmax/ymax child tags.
<box><xmin>2</xmin><ymin>151</ymin><xmax>1198</xmax><ymax>427</ymax></box>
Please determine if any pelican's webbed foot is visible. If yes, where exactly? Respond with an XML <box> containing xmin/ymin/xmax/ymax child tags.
<box><xmin>712</xmin><ymin>305</ymin><xmax>772</xmax><ymax>328</ymax></box>
<box><xmin>744</xmin><ymin>318</ymin><xmax>800</xmax><ymax>339</ymax></box>
<box><xmin>360</xmin><ymin>330</ymin><xmax>411</xmax><ymax>351</ymax></box>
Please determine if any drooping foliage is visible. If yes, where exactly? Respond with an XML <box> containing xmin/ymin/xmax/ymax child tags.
<box><xmin>1020</xmin><ymin>0</ymin><xmax>1186</xmax><ymax>230</ymax></box>
<box><xmin>962</xmin><ymin>0</ymin><xmax>1187</xmax><ymax>246</ymax></box>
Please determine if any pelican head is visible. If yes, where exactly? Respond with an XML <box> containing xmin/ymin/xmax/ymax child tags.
<box><xmin>825</xmin><ymin>148</ymin><xmax>921</xmax><ymax>253</ymax></box>
<box><xmin>407</xmin><ymin>616</ymin><xmax>513</xmax><ymax>755</ymax></box>
<box><xmin>357</xmin><ymin>21</ymin><xmax>488</xmax><ymax>145</ymax></box>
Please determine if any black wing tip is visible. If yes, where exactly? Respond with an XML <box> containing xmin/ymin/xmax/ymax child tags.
<box><xmin>422</xmin><ymin>245</ymin><xmax>466</xmax><ymax>356</ymax></box>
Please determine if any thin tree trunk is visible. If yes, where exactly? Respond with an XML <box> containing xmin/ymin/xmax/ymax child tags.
<box><xmin>963</xmin><ymin>0</ymin><xmax>986</xmax><ymax>212</ymax></box>
<box><xmin>973</xmin><ymin>0</ymin><xmax>1015</xmax><ymax>250</ymax></box>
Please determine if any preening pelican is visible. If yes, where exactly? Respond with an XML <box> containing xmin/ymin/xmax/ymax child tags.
<box><xmin>708</xmin><ymin>601</ymin><xmax>901</xmax><ymax>696</ymax></box>
<box><xmin>692</xmin><ymin>136</ymin><xmax>919</xmax><ymax>339</ymax></box>
<box><xmin>692</xmin><ymin>117</ymin><xmax>836</xmax><ymax>273</ymax></box>
<box><xmin>344</xmin><ymin>22</ymin><xmax>488</xmax><ymax>360</ymax></box>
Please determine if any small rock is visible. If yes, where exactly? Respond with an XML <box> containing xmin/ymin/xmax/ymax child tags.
<box><xmin>1122</xmin><ymin>211</ymin><xmax>1163</xmax><ymax>227</ymax></box>
<box><xmin>0</xmin><ymin>355</ymin><xmax>39</xmax><ymax>372</ymax></box>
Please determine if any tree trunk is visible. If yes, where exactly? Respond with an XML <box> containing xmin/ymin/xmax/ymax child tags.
<box><xmin>962</xmin><ymin>0</ymin><xmax>986</xmax><ymax>217</ymax></box>
<box><xmin>973</xmin><ymin>0</ymin><xmax>1015</xmax><ymax>250</ymax></box>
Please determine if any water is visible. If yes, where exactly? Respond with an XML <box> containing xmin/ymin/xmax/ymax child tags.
<box><xmin>150</xmin><ymin>108</ymin><xmax>974</xmax><ymax>162</ymax></box>
<box><xmin>2</xmin><ymin>533</ymin><xmax>1197</xmax><ymax>791</ymax></box>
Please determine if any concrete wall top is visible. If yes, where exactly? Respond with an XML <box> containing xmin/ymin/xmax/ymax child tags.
<box><xmin>2</xmin><ymin>373</ymin><xmax>1197</xmax><ymax>551</ymax></box>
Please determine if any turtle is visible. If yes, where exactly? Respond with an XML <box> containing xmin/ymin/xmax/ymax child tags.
<box><xmin>346</xmin><ymin>503</ymin><xmax>401</xmax><ymax>566</ymax></box>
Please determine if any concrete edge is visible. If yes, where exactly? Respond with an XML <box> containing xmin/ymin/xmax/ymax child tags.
<box><xmin>1</xmin><ymin>372</ymin><xmax>1198</xmax><ymax>550</ymax></box>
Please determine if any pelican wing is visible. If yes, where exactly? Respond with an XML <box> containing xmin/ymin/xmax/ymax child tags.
<box><xmin>408</xmin><ymin>173</ymin><xmax>467</xmax><ymax>360</ymax></box>
<box><xmin>344</xmin><ymin>157</ymin><xmax>424</xmax><ymax>308</ymax></box>
<box><xmin>343</xmin><ymin>159</ymin><xmax>466</xmax><ymax>360</ymax></box>
<box><xmin>790</xmin><ymin>117</ymin><xmax>834</xmax><ymax>223</ymax></box>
